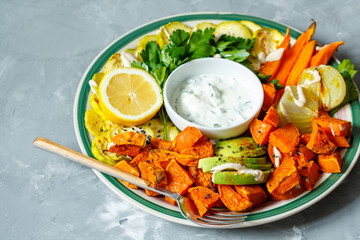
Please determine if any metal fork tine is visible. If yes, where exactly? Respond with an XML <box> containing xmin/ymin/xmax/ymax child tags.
<box><xmin>203</xmin><ymin>214</ymin><xmax>248</xmax><ymax>222</ymax></box>
<box><xmin>197</xmin><ymin>216</ymin><xmax>246</xmax><ymax>225</ymax></box>
<box><xmin>207</xmin><ymin>209</ymin><xmax>249</xmax><ymax>217</ymax></box>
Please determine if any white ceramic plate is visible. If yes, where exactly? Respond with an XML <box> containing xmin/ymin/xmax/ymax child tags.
<box><xmin>73</xmin><ymin>13</ymin><xmax>360</xmax><ymax>228</ymax></box>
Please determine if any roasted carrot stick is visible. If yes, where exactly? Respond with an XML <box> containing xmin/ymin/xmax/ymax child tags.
<box><xmin>310</xmin><ymin>41</ymin><xmax>344</xmax><ymax>67</ymax></box>
<box><xmin>285</xmin><ymin>40</ymin><xmax>316</xmax><ymax>86</ymax></box>
<box><xmin>272</xmin><ymin>21</ymin><xmax>316</xmax><ymax>85</ymax></box>
<box><xmin>261</xmin><ymin>28</ymin><xmax>291</xmax><ymax>79</ymax></box>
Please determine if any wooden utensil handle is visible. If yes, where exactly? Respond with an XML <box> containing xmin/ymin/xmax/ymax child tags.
<box><xmin>33</xmin><ymin>137</ymin><xmax>150</xmax><ymax>188</ymax></box>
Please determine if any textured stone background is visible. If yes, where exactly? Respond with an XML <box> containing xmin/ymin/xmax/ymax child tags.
<box><xmin>1</xmin><ymin>0</ymin><xmax>360</xmax><ymax>239</ymax></box>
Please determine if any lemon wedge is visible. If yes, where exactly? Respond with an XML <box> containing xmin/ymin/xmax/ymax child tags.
<box><xmin>98</xmin><ymin>68</ymin><xmax>163</xmax><ymax>126</ymax></box>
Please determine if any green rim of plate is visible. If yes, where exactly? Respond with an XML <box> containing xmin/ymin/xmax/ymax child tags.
<box><xmin>75</xmin><ymin>13</ymin><xmax>360</xmax><ymax>222</ymax></box>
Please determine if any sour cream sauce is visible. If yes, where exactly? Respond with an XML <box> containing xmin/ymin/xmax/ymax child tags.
<box><xmin>172</xmin><ymin>74</ymin><xmax>254</xmax><ymax>128</ymax></box>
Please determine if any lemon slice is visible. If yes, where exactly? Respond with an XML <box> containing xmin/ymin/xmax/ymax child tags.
<box><xmin>98</xmin><ymin>68</ymin><xmax>162</xmax><ymax>126</ymax></box>
<box><xmin>298</xmin><ymin>65</ymin><xmax>346</xmax><ymax>111</ymax></box>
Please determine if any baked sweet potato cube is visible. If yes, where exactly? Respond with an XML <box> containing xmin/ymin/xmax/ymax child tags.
<box><xmin>149</xmin><ymin>149</ymin><xmax>199</xmax><ymax>168</ymax></box>
<box><xmin>188</xmin><ymin>187</ymin><xmax>220</xmax><ymax>217</ymax></box>
<box><xmin>217</xmin><ymin>185</ymin><xmax>253</xmax><ymax>212</ymax></box>
<box><xmin>129</xmin><ymin>151</ymin><xmax>150</xmax><ymax>166</ymax></box>
<box><xmin>114</xmin><ymin>160</ymin><xmax>140</xmax><ymax>189</ymax></box>
<box><xmin>262</xmin><ymin>83</ymin><xmax>276</xmax><ymax>111</ymax></box>
<box><xmin>250</xmin><ymin>119</ymin><xmax>276</xmax><ymax>146</ymax></box>
<box><xmin>150</xmin><ymin>138</ymin><xmax>172</xmax><ymax>150</ymax></box>
<box><xmin>318</xmin><ymin>109</ymin><xmax>331</xmax><ymax>118</ymax></box>
<box><xmin>269</xmin><ymin>122</ymin><xmax>300</xmax><ymax>154</ymax></box>
<box><xmin>300</xmin><ymin>134</ymin><xmax>311</xmax><ymax>145</ymax></box>
<box><xmin>294</xmin><ymin>145</ymin><xmax>316</xmax><ymax>166</ymax></box>
<box><xmin>179</xmin><ymin>136</ymin><xmax>214</xmax><ymax>159</ymax></box>
<box><xmin>171</xmin><ymin>126</ymin><xmax>203</xmax><ymax>153</ymax></box>
<box><xmin>263</xmin><ymin>106</ymin><xmax>280</xmax><ymax>127</ymax></box>
<box><xmin>188</xmin><ymin>167</ymin><xmax>216</xmax><ymax>191</ymax></box>
<box><xmin>165</xmin><ymin>160</ymin><xmax>195</xmax><ymax>196</ymax></box>
<box><xmin>327</xmin><ymin>135</ymin><xmax>350</xmax><ymax>148</ymax></box>
<box><xmin>306</xmin><ymin>124</ymin><xmax>337</xmax><ymax>154</ymax></box>
<box><xmin>108</xmin><ymin>145</ymin><xmax>142</xmax><ymax>158</ymax></box>
<box><xmin>268</xmin><ymin>143</ymin><xmax>291</xmax><ymax>168</ymax></box>
<box><xmin>317</xmin><ymin>151</ymin><xmax>343</xmax><ymax>173</ymax></box>
<box><xmin>311</xmin><ymin>117</ymin><xmax>352</xmax><ymax>137</ymax></box>
<box><xmin>138</xmin><ymin>161</ymin><xmax>159</xmax><ymax>196</ymax></box>
<box><xmin>112</xmin><ymin>132</ymin><xmax>146</xmax><ymax>147</ymax></box>
<box><xmin>298</xmin><ymin>161</ymin><xmax>321</xmax><ymax>191</ymax></box>
<box><xmin>266</xmin><ymin>157</ymin><xmax>303</xmax><ymax>200</ymax></box>
<box><xmin>234</xmin><ymin>185</ymin><xmax>267</xmax><ymax>207</ymax></box>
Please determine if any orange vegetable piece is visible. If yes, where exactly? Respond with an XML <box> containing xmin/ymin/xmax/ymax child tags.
<box><xmin>261</xmin><ymin>28</ymin><xmax>291</xmax><ymax>80</ymax></box>
<box><xmin>150</xmin><ymin>138</ymin><xmax>172</xmax><ymax>150</ymax></box>
<box><xmin>179</xmin><ymin>136</ymin><xmax>214</xmax><ymax>159</ymax></box>
<box><xmin>298</xmin><ymin>161</ymin><xmax>321</xmax><ymax>191</ymax></box>
<box><xmin>311</xmin><ymin>117</ymin><xmax>352</xmax><ymax>137</ymax></box>
<box><xmin>165</xmin><ymin>159</ymin><xmax>195</xmax><ymax>196</ymax></box>
<box><xmin>114</xmin><ymin>160</ymin><xmax>140</xmax><ymax>189</ymax></box>
<box><xmin>112</xmin><ymin>132</ymin><xmax>146</xmax><ymax>147</ymax></box>
<box><xmin>327</xmin><ymin>135</ymin><xmax>350</xmax><ymax>148</ymax></box>
<box><xmin>263</xmin><ymin>106</ymin><xmax>280</xmax><ymax>127</ymax></box>
<box><xmin>300</xmin><ymin>134</ymin><xmax>311</xmax><ymax>145</ymax></box>
<box><xmin>187</xmin><ymin>187</ymin><xmax>220</xmax><ymax>217</ymax></box>
<box><xmin>306</xmin><ymin>124</ymin><xmax>337</xmax><ymax>154</ymax></box>
<box><xmin>310</xmin><ymin>41</ymin><xmax>344</xmax><ymax>67</ymax></box>
<box><xmin>269</xmin><ymin>122</ymin><xmax>300</xmax><ymax>154</ymax></box>
<box><xmin>318</xmin><ymin>109</ymin><xmax>331</xmax><ymax>118</ymax></box>
<box><xmin>217</xmin><ymin>185</ymin><xmax>253</xmax><ymax>212</ymax></box>
<box><xmin>286</xmin><ymin>40</ymin><xmax>316</xmax><ymax>86</ymax></box>
<box><xmin>294</xmin><ymin>145</ymin><xmax>316</xmax><ymax>166</ymax></box>
<box><xmin>138</xmin><ymin>161</ymin><xmax>159</xmax><ymax>196</ymax></box>
<box><xmin>266</xmin><ymin>157</ymin><xmax>303</xmax><ymax>200</ymax></box>
<box><xmin>188</xmin><ymin>167</ymin><xmax>216</xmax><ymax>192</ymax></box>
<box><xmin>261</xmin><ymin>83</ymin><xmax>276</xmax><ymax>111</ymax></box>
<box><xmin>317</xmin><ymin>151</ymin><xmax>343</xmax><ymax>173</ymax></box>
<box><xmin>130</xmin><ymin>151</ymin><xmax>150</xmax><ymax>166</ymax></box>
<box><xmin>108</xmin><ymin>145</ymin><xmax>142</xmax><ymax>158</ymax></box>
<box><xmin>273</xmin><ymin>88</ymin><xmax>284</xmax><ymax>107</ymax></box>
<box><xmin>149</xmin><ymin>149</ymin><xmax>199</xmax><ymax>168</ymax></box>
<box><xmin>250</xmin><ymin>119</ymin><xmax>276</xmax><ymax>146</ymax></box>
<box><xmin>171</xmin><ymin>126</ymin><xmax>203</xmax><ymax>153</ymax></box>
<box><xmin>273</xmin><ymin>21</ymin><xmax>316</xmax><ymax>85</ymax></box>
<box><xmin>234</xmin><ymin>185</ymin><xmax>267</xmax><ymax>207</ymax></box>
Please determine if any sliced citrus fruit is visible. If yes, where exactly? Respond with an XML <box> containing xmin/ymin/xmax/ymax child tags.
<box><xmin>298</xmin><ymin>65</ymin><xmax>346</xmax><ymax>111</ymax></box>
<box><xmin>214</xmin><ymin>21</ymin><xmax>252</xmax><ymax>41</ymax></box>
<box><xmin>252</xmin><ymin>28</ymin><xmax>285</xmax><ymax>62</ymax></box>
<box><xmin>276</xmin><ymin>85</ymin><xmax>319</xmax><ymax>134</ymax></box>
<box><xmin>98</xmin><ymin>68</ymin><xmax>163</xmax><ymax>126</ymax></box>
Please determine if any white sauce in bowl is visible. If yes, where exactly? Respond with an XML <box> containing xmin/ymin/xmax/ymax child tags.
<box><xmin>171</xmin><ymin>74</ymin><xmax>254</xmax><ymax>128</ymax></box>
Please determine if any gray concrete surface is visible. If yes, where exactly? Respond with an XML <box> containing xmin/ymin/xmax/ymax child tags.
<box><xmin>1</xmin><ymin>0</ymin><xmax>360</xmax><ymax>239</ymax></box>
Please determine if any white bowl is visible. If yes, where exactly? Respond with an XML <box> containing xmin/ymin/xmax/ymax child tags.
<box><xmin>163</xmin><ymin>58</ymin><xmax>264</xmax><ymax>139</ymax></box>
